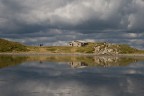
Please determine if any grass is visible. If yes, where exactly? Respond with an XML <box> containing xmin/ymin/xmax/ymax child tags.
<box><xmin>13</xmin><ymin>43</ymin><xmax>144</xmax><ymax>54</ymax></box>
<box><xmin>0</xmin><ymin>38</ymin><xmax>144</xmax><ymax>54</ymax></box>
<box><xmin>47</xmin><ymin>46</ymin><xmax>75</xmax><ymax>53</ymax></box>
<box><xmin>118</xmin><ymin>44</ymin><xmax>139</xmax><ymax>54</ymax></box>
<box><xmin>76</xmin><ymin>42</ymin><xmax>96</xmax><ymax>53</ymax></box>
<box><xmin>0</xmin><ymin>38</ymin><xmax>28</xmax><ymax>52</ymax></box>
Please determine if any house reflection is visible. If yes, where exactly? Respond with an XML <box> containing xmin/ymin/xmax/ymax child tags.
<box><xmin>69</xmin><ymin>62</ymin><xmax>88</xmax><ymax>68</ymax></box>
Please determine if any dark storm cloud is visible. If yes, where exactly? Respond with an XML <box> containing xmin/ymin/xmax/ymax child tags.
<box><xmin>0</xmin><ymin>0</ymin><xmax>144</xmax><ymax>47</ymax></box>
<box><xmin>0</xmin><ymin>0</ymin><xmax>144</xmax><ymax>31</ymax></box>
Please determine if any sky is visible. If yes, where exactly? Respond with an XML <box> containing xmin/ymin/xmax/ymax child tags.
<box><xmin>0</xmin><ymin>0</ymin><xmax>144</xmax><ymax>48</ymax></box>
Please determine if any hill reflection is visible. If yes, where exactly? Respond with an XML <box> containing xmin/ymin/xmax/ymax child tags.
<box><xmin>0</xmin><ymin>55</ymin><xmax>27</xmax><ymax>68</ymax></box>
<box><xmin>0</xmin><ymin>55</ymin><xmax>144</xmax><ymax>69</ymax></box>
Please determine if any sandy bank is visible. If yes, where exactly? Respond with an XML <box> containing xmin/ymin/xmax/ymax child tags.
<box><xmin>1</xmin><ymin>52</ymin><xmax>144</xmax><ymax>57</ymax></box>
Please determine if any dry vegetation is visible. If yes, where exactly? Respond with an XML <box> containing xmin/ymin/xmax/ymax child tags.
<box><xmin>0</xmin><ymin>38</ymin><xmax>144</xmax><ymax>54</ymax></box>
<box><xmin>0</xmin><ymin>38</ymin><xmax>28</xmax><ymax>52</ymax></box>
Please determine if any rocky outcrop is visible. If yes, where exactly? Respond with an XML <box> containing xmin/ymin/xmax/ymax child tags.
<box><xmin>94</xmin><ymin>42</ymin><xmax>119</xmax><ymax>55</ymax></box>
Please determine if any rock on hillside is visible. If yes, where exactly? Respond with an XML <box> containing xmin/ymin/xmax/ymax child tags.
<box><xmin>94</xmin><ymin>42</ymin><xmax>138</xmax><ymax>55</ymax></box>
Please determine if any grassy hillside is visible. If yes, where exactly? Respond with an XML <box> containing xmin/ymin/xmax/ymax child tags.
<box><xmin>22</xmin><ymin>42</ymin><xmax>144</xmax><ymax>54</ymax></box>
<box><xmin>0</xmin><ymin>38</ymin><xmax>28</xmax><ymax>52</ymax></box>
<box><xmin>94</xmin><ymin>42</ymin><xmax>141</xmax><ymax>54</ymax></box>
<box><xmin>117</xmin><ymin>44</ymin><xmax>139</xmax><ymax>54</ymax></box>
<box><xmin>27</xmin><ymin>42</ymin><xmax>96</xmax><ymax>53</ymax></box>
<box><xmin>0</xmin><ymin>38</ymin><xmax>143</xmax><ymax>54</ymax></box>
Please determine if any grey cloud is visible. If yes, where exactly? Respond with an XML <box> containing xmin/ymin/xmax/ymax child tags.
<box><xmin>0</xmin><ymin>0</ymin><xmax>144</xmax><ymax>31</ymax></box>
<box><xmin>0</xmin><ymin>0</ymin><xmax>144</xmax><ymax>48</ymax></box>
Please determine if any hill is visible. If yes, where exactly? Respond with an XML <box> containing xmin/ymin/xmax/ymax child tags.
<box><xmin>28</xmin><ymin>42</ymin><xmax>143</xmax><ymax>54</ymax></box>
<box><xmin>77</xmin><ymin>42</ymin><xmax>144</xmax><ymax>54</ymax></box>
<box><xmin>93</xmin><ymin>42</ymin><xmax>140</xmax><ymax>54</ymax></box>
<box><xmin>0</xmin><ymin>38</ymin><xmax>28</xmax><ymax>52</ymax></box>
<box><xmin>0</xmin><ymin>38</ymin><xmax>144</xmax><ymax>54</ymax></box>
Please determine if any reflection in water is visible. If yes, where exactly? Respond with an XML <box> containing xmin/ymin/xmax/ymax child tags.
<box><xmin>68</xmin><ymin>56</ymin><xmax>139</xmax><ymax>68</ymax></box>
<box><xmin>0</xmin><ymin>55</ymin><xmax>27</xmax><ymax>68</ymax></box>
<box><xmin>69</xmin><ymin>62</ymin><xmax>88</xmax><ymax>68</ymax></box>
<box><xmin>0</xmin><ymin>55</ymin><xmax>143</xmax><ymax>69</ymax></box>
<box><xmin>0</xmin><ymin>55</ymin><xmax>144</xmax><ymax>96</ymax></box>
<box><xmin>93</xmin><ymin>56</ymin><xmax>137</xmax><ymax>67</ymax></box>
<box><xmin>0</xmin><ymin>61</ymin><xmax>144</xmax><ymax>96</ymax></box>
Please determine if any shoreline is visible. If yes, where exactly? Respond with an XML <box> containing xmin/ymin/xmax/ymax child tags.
<box><xmin>1</xmin><ymin>52</ymin><xmax>144</xmax><ymax>57</ymax></box>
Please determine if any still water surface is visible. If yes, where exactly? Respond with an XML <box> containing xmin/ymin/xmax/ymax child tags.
<box><xmin>0</xmin><ymin>55</ymin><xmax>144</xmax><ymax>96</ymax></box>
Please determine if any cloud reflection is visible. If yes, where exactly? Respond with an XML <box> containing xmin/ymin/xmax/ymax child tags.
<box><xmin>0</xmin><ymin>60</ymin><xmax>144</xmax><ymax>96</ymax></box>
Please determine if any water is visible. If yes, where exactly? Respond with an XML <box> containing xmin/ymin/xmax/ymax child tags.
<box><xmin>0</xmin><ymin>55</ymin><xmax>144</xmax><ymax>96</ymax></box>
